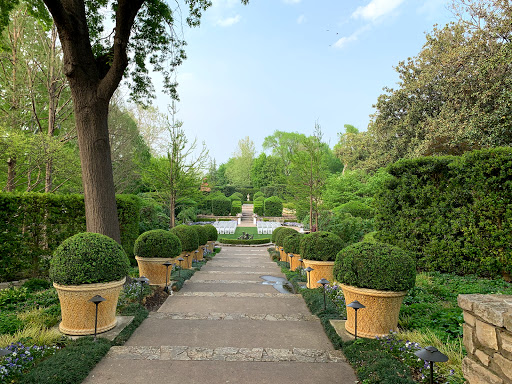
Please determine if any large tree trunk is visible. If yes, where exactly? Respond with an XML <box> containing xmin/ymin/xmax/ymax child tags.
<box><xmin>74</xmin><ymin>95</ymin><xmax>121</xmax><ymax>242</ymax></box>
<box><xmin>6</xmin><ymin>157</ymin><xmax>16</xmax><ymax>191</ymax></box>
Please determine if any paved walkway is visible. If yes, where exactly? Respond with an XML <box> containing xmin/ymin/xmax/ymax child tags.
<box><xmin>240</xmin><ymin>204</ymin><xmax>255</xmax><ymax>227</ymax></box>
<box><xmin>83</xmin><ymin>246</ymin><xmax>357</xmax><ymax>384</ymax></box>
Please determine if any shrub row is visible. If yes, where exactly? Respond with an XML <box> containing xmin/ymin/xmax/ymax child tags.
<box><xmin>0</xmin><ymin>193</ymin><xmax>140</xmax><ymax>282</ymax></box>
<box><xmin>231</xmin><ymin>199</ymin><xmax>242</xmax><ymax>215</ymax></box>
<box><xmin>218</xmin><ymin>238</ymin><xmax>271</xmax><ymax>245</ymax></box>
<box><xmin>212</xmin><ymin>195</ymin><xmax>231</xmax><ymax>216</ymax></box>
<box><xmin>375</xmin><ymin>148</ymin><xmax>512</xmax><ymax>277</ymax></box>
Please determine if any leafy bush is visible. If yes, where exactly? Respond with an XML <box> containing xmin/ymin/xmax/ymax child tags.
<box><xmin>22</xmin><ymin>278</ymin><xmax>51</xmax><ymax>292</ymax></box>
<box><xmin>219</xmin><ymin>238</ymin><xmax>270</xmax><ymax>245</ymax></box>
<box><xmin>138</xmin><ymin>194</ymin><xmax>169</xmax><ymax>234</ymax></box>
<box><xmin>231</xmin><ymin>199</ymin><xmax>242</xmax><ymax>215</ymax></box>
<box><xmin>229</xmin><ymin>192</ymin><xmax>243</xmax><ymax>201</ymax></box>
<box><xmin>49</xmin><ymin>233</ymin><xmax>130</xmax><ymax>285</ymax></box>
<box><xmin>203</xmin><ymin>224</ymin><xmax>218</xmax><ymax>241</ymax></box>
<box><xmin>337</xmin><ymin>200</ymin><xmax>374</xmax><ymax>219</ymax></box>
<box><xmin>274</xmin><ymin>227</ymin><xmax>297</xmax><ymax>247</ymax></box>
<box><xmin>253</xmin><ymin>198</ymin><xmax>264</xmax><ymax>216</ymax></box>
<box><xmin>375</xmin><ymin>148</ymin><xmax>512</xmax><ymax>277</ymax></box>
<box><xmin>0</xmin><ymin>313</ymin><xmax>24</xmax><ymax>335</ymax></box>
<box><xmin>212</xmin><ymin>195</ymin><xmax>231</xmax><ymax>216</ymax></box>
<box><xmin>190</xmin><ymin>225</ymin><xmax>208</xmax><ymax>246</ymax></box>
<box><xmin>300</xmin><ymin>231</ymin><xmax>344</xmax><ymax>262</ymax></box>
<box><xmin>271</xmin><ymin>226</ymin><xmax>285</xmax><ymax>243</ymax></box>
<box><xmin>320</xmin><ymin>210</ymin><xmax>374</xmax><ymax>249</ymax></box>
<box><xmin>283</xmin><ymin>232</ymin><xmax>303</xmax><ymax>254</ymax></box>
<box><xmin>170</xmin><ymin>225</ymin><xmax>199</xmax><ymax>252</ymax></box>
<box><xmin>133</xmin><ymin>229</ymin><xmax>182</xmax><ymax>258</ymax></box>
<box><xmin>334</xmin><ymin>242</ymin><xmax>416</xmax><ymax>292</ymax></box>
<box><xmin>254</xmin><ymin>191</ymin><xmax>264</xmax><ymax>199</ymax></box>
<box><xmin>264</xmin><ymin>196</ymin><xmax>283</xmax><ymax>217</ymax></box>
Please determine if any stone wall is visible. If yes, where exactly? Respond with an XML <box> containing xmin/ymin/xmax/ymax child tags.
<box><xmin>458</xmin><ymin>294</ymin><xmax>512</xmax><ymax>384</ymax></box>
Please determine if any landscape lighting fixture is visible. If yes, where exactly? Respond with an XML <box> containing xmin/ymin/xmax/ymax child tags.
<box><xmin>177</xmin><ymin>257</ymin><xmax>185</xmax><ymax>277</ymax></box>
<box><xmin>347</xmin><ymin>300</ymin><xmax>366</xmax><ymax>340</ymax></box>
<box><xmin>135</xmin><ymin>276</ymin><xmax>149</xmax><ymax>305</ymax></box>
<box><xmin>162</xmin><ymin>261</ymin><xmax>173</xmax><ymax>293</ymax></box>
<box><xmin>304</xmin><ymin>267</ymin><xmax>314</xmax><ymax>288</ymax></box>
<box><xmin>317</xmin><ymin>278</ymin><xmax>330</xmax><ymax>310</ymax></box>
<box><xmin>89</xmin><ymin>295</ymin><xmax>106</xmax><ymax>341</ymax></box>
<box><xmin>414</xmin><ymin>346</ymin><xmax>448</xmax><ymax>384</ymax></box>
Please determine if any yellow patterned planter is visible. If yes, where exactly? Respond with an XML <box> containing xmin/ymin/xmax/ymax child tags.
<box><xmin>289</xmin><ymin>253</ymin><xmax>302</xmax><ymax>271</ymax></box>
<box><xmin>279</xmin><ymin>247</ymin><xmax>287</xmax><ymax>262</ymax></box>
<box><xmin>207</xmin><ymin>241</ymin><xmax>215</xmax><ymax>252</ymax></box>
<box><xmin>135</xmin><ymin>256</ymin><xmax>175</xmax><ymax>286</ymax></box>
<box><xmin>302</xmin><ymin>259</ymin><xmax>335</xmax><ymax>288</ymax></box>
<box><xmin>180</xmin><ymin>251</ymin><xmax>193</xmax><ymax>269</ymax></box>
<box><xmin>340</xmin><ymin>284</ymin><xmax>406</xmax><ymax>338</ymax></box>
<box><xmin>54</xmin><ymin>278</ymin><xmax>125</xmax><ymax>336</ymax></box>
<box><xmin>196</xmin><ymin>247</ymin><xmax>205</xmax><ymax>261</ymax></box>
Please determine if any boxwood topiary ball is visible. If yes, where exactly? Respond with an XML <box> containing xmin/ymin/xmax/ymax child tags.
<box><xmin>50</xmin><ymin>232</ymin><xmax>130</xmax><ymax>285</ymax></box>
<box><xmin>191</xmin><ymin>225</ymin><xmax>208</xmax><ymax>246</ymax></box>
<box><xmin>299</xmin><ymin>231</ymin><xmax>344</xmax><ymax>262</ymax></box>
<box><xmin>203</xmin><ymin>224</ymin><xmax>218</xmax><ymax>241</ymax></box>
<box><xmin>275</xmin><ymin>228</ymin><xmax>298</xmax><ymax>247</ymax></box>
<box><xmin>134</xmin><ymin>229</ymin><xmax>182</xmax><ymax>258</ymax></box>
<box><xmin>170</xmin><ymin>225</ymin><xmax>199</xmax><ymax>252</ymax></box>
<box><xmin>334</xmin><ymin>241</ymin><xmax>416</xmax><ymax>292</ymax></box>
<box><xmin>283</xmin><ymin>232</ymin><xmax>303</xmax><ymax>254</ymax></box>
<box><xmin>271</xmin><ymin>226</ymin><xmax>285</xmax><ymax>243</ymax></box>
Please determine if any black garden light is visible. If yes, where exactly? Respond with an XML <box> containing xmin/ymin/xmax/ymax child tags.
<box><xmin>135</xmin><ymin>276</ymin><xmax>149</xmax><ymax>305</ymax></box>
<box><xmin>305</xmin><ymin>267</ymin><xmax>314</xmax><ymax>288</ymax></box>
<box><xmin>317</xmin><ymin>278</ymin><xmax>329</xmax><ymax>310</ymax></box>
<box><xmin>89</xmin><ymin>295</ymin><xmax>106</xmax><ymax>341</ymax></box>
<box><xmin>347</xmin><ymin>300</ymin><xmax>366</xmax><ymax>340</ymax></box>
<box><xmin>162</xmin><ymin>260</ymin><xmax>173</xmax><ymax>293</ymax></box>
<box><xmin>414</xmin><ymin>346</ymin><xmax>448</xmax><ymax>384</ymax></box>
<box><xmin>194</xmin><ymin>250</ymin><xmax>199</xmax><ymax>263</ymax></box>
<box><xmin>177</xmin><ymin>257</ymin><xmax>184</xmax><ymax>278</ymax></box>
<box><xmin>298</xmin><ymin>258</ymin><xmax>303</xmax><ymax>269</ymax></box>
<box><xmin>288</xmin><ymin>254</ymin><xmax>294</xmax><ymax>270</ymax></box>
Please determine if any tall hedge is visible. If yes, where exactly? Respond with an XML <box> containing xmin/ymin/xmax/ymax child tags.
<box><xmin>212</xmin><ymin>195</ymin><xmax>231</xmax><ymax>216</ymax></box>
<box><xmin>375</xmin><ymin>148</ymin><xmax>512</xmax><ymax>277</ymax></box>
<box><xmin>253</xmin><ymin>197</ymin><xmax>264</xmax><ymax>216</ymax></box>
<box><xmin>264</xmin><ymin>196</ymin><xmax>283</xmax><ymax>217</ymax></box>
<box><xmin>231</xmin><ymin>199</ymin><xmax>242</xmax><ymax>215</ymax></box>
<box><xmin>0</xmin><ymin>193</ymin><xmax>140</xmax><ymax>282</ymax></box>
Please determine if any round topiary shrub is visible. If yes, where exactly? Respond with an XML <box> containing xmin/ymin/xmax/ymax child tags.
<box><xmin>50</xmin><ymin>233</ymin><xmax>130</xmax><ymax>285</ymax></box>
<box><xmin>275</xmin><ymin>227</ymin><xmax>298</xmax><ymax>247</ymax></box>
<box><xmin>283</xmin><ymin>232</ymin><xmax>303</xmax><ymax>254</ymax></box>
<box><xmin>203</xmin><ymin>224</ymin><xmax>218</xmax><ymax>241</ymax></box>
<box><xmin>334</xmin><ymin>242</ymin><xmax>416</xmax><ymax>292</ymax></box>
<box><xmin>134</xmin><ymin>229</ymin><xmax>182</xmax><ymax>258</ymax></box>
<box><xmin>336</xmin><ymin>201</ymin><xmax>375</xmax><ymax>220</ymax></box>
<box><xmin>190</xmin><ymin>225</ymin><xmax>208</xmax><ymax>246</ymax></box>
<box><xmin>271</xmin><ymin>226</ymin><xmax>286</xmax><ymax>243</ymax></box>
<box><xmin>299</xmin><ymin>231</ymin><xmax>344</xmax><ymax>262</ymax></box>
<box><xmin>170</xmin><ymin>225</ymin><xmax>199</xmax><ymax>252</ymax></box>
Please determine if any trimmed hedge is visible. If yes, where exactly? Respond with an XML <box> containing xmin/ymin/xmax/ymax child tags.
<box><xmin>190</xmin><ymin>225</ymin><xmax>208</xmax><ymax>246</ymax></box>
<box><xmin>283</xmin><ymin>232</ymin><xmax>303</xmax><ymax>254</ymax></box>
<box><xmin>203</xmin><ymin>224</ymin><xmax>218</xmax><ymax>241</ymax></box>
<box><xmin>253</xmin><ymin>198</ymin><xmax>264</xmax><ymax>216</ymax></box>
<box><xmin>49</xmin><ymin>233</ymin><xmax>130</xmax><ymax>285</ymax></box>
<box><xmin>337</xmin><ymin>200</ymin><xmax>374</xmax><ymax>219</ymax></box>
<box><xmin>0</xmin><ymin>193</ymin><xmax>140</xmax><ymax>282</ymax></box>
<box><xmin>212</xmin><ymin>195</ymin><xmax>231</xmax><ymax>216</ymax></box>
<box><xmin>254</xmin><ymin>191</ymin><xmax>264</xmax><ymax>200</ymax></box>
<box><xmin>229</xmin><ymin>192</ymin><xmax>243</xmax><ymax>201</ymax></box>
<box><xmin>170</xmin><ymin>225</ymin><xmax>199</xmax><ymax>252</ymax></box>
<box><xmin>300</xmin><ymin>231</ymin><xmax>344</xmax><ymax>262</ymax></box>
<box><xmin>375</xmin><ymin>148</ymin><xmax>512</xmax><ymax>277</ymax></box>
<box><xmin>274</xmin><ymin>227</ymin><xmax>298</xmax><ymax>247</ymax></box>
<box><xmin>133</xmin><ymin>230</ymin><xmax>182</xmax><ymax>258</ymax></box>
<box><xmin>334</xmin><ymin>242</ymin><xmax>416</xmax><ymax>292</ymax></box>
<box><xmin>264</xmin><ymin>196</ymin><xmax>283</xmax><ymax>217</ymax></box>
<box><xmin>271</xmin><ymin>226</ymin><xmax>285</xmax><ymax>243</ymax></box>
<box><xmin>219</xmin><ymin>238</ymin><xmax>270</xmax><ymax>245</ymax></box>
<box><xmin>231</xmin><ymin>199</ymin><xmax>242</xmax><ymax>215</ymax></box>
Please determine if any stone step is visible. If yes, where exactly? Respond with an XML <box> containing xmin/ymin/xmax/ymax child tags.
<box><xmin>148</xmin><ymin>312</ymin><xmax>318</xmax><ymax>322</ymax></box>
<box><xmin>106</xmin><ymin>345</ymin><xmax>346</xmax><ymax>363</ymax></box>
<box><xmin>173</xmin><ymin>292</ymin><xmax>296</xmax><ymax>298</ymax></box>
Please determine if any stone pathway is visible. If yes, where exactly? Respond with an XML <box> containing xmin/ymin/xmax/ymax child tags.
<box><xmin>83</xmin><ymin>246</ymin><xmax>357</xmax><ymax>384</ymax></box>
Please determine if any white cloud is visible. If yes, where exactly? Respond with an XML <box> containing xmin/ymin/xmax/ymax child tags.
<box><xmin>283</xmin><ymin>0</ymin><xmax>301</xmax><ymax>4</ymax></box>
<box><xmin>332</xmin><ymin>25</ymin><xmax>371</xmax><ymax>49</ymax></box>
<box><xmin>216</xmin><ymin>15</ymin><xmax>241</xmax><ymax>27</ymax></box>
<box><xmin>296</xmin><ymin>14</ymin><xmax>306</xmax><ymax>24</ymax></box>
<box><xmin>352</xmin><ymin>0</ymin><xmax>405</xmax><ymax>21</ymax></box>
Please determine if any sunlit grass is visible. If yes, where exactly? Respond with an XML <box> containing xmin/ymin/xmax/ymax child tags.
<box><xmin>0</xmin><ymin>325</ymin><xmax>66</xmax><ymax>348</ymax></box>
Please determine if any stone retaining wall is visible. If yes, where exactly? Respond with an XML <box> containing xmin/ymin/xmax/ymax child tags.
<box><xmin>458</xmin><ymin>294</ymin><xmax>512</xmax><ymax>383</ymax></box>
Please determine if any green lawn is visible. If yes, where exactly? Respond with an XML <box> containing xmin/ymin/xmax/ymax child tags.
<box><xmin>217</xmin><ymin>227</ymin><xmax>270</xmax><ymax>240</ymax></box>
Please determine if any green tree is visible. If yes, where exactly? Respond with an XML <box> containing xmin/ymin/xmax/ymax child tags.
<box><xmin>225</xmin><ymin>136</ymin><xmax>255</xmax><ymax>187</ymax></box>
<box><xmin>250</xmin><ymin>153</ymin><xmax>285</xmax><ymax>188</ymax></box>
<box><xmin>262</xmin><ymin>130</ymin><xmax>306</xmax><ymax>176</ymax></box>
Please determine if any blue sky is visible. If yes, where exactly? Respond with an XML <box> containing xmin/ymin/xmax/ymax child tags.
<box><xmin>154</xmin><ymin>0</ymin><xmax>455</xmax><ymax>165</ymax></box>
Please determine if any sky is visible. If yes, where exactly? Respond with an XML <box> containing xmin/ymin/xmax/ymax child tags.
<box><xmin>153</xmin><ymin>0</ymin><xmax>455</xmax><ymax>165</ymax></box>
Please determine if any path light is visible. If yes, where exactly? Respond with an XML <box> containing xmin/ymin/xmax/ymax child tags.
<box><xmin>347</xmin><ymin>300</ymin><xmax>366</xmax><ymax>340</ymax></box>
<box><xmin>317</xmin><ymin>278</ymin><xmax>329</xmax><ymax>310</ymax></box>
<box><xmin>298</xmin><ymin>258</ymin><xmax>303</xmax><ymax>269</ymax></box>
<box><xmin>177</xmin><ymin>257</ymin><xmax>184</xmax><ymax>278</ymax></box>
<box><xmin>194</xmin><ymin>250</ymin><xmax>199</xmax><ymax>263</ymax></box>
<box><xmin>89</xmin><ymin>295</ymin><xmax>106</xmax><ymax>341</ymax></box>
<box><xmin>305</xmin><ymin>267</ymin><xmax>314</xmax><ymax>288</ymax></box>
<box><xmin>135</xmin><ymin>276</ymin><xmax>149</xmax><ymax>305</ymax></box>
<box><xmin>415</xmin><ymin>346</ymin><xmax>448</xmax><ymax>384</ymax></box>
<box><xmin>288</xmin><ymin>254</ymin><xmax>294</xmax><ymax>270</ymax></box>
<box><xmin>162</xmin><ymin>261</ymin><xmax>173</xmax><ymax>293</ymax></box>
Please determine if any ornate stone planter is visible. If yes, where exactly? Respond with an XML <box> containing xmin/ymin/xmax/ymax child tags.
<box><xmin>54</xmin><ymin>278</ymin><xmax>125</xmax><ymax>336</ymax></box>
<box><xmin>135</xmin><ymin>256</ymin><xmax>175</xmax><ymax>286</ymax></box>
<box><xmin>179</xmin><ymin>251</ymin><xmax>193</xmax><ymax>269</ymax></box>
<box><xmin>279</xmin><ymin>247</ymin><xmax>287</xmax><ymax>262</ymax></box>
<box><xmin>302</xmin><ymin>259</ymin><xmax>335</xmax><ymax>288</ymax></box>
<box><xmin>207</xmin><ymin>241</ymin><xmax>215</xmax><ymax>252</ymax></box>
<box><xmin>289</xmin><ymin>253</ymin><xmax>302</xmax><ymax>271</ymax></box>
<box><xmin>196</xmin><ymin>247</ymin><xmax>204</xmax><ymax>261</ymax></box>
<box><xmin>340</xmin><ymin>283</ymin><xmax>407</xmax><ymax>338</ymax></box>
